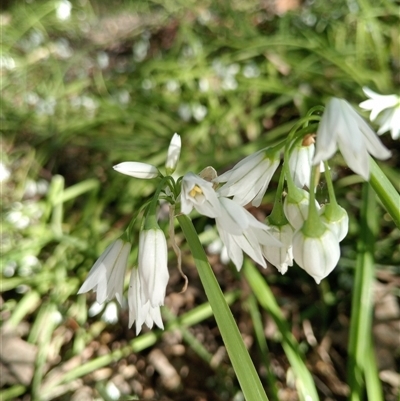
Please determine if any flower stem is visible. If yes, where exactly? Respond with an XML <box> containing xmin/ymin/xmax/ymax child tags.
<box><xmin>177</xmin><ymin>214</ymin><xmax>269</xmax><ymax>401</ymax></box>
<box><xmin>323</xmin><ymin>161</ymin><xmax>338</xmax><ymax>207</ymax></box>
<box><xmin>268</xmin><ymin>168</ymin><xmax>288</xmax><ymax>226</ymax></box>
<box><xmin>369</xmin><ymin>158</ymin><xmax>400</xmax><ymax>228</ymax></box>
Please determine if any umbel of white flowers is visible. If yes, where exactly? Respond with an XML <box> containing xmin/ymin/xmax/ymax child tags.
<box><xmin>78</xmin><ymin>96</ymin><xmax>392</xmax><ymax>332</ymax></box>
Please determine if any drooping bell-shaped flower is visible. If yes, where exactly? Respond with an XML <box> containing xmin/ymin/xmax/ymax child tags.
<box><xmin>288</xmin><ymin>134</ymin><xmax>315</xmax><ymax>189</ymax></box>
<box><xmin>78</xmin><ymin>238</ymin><xmax>131</xmax><ymax>305</ymax></box>
<box><xmin>165</xmin><ymin>133</ymin><xmax>181</xmax><ymax>175</ymax></box>
<box><xmin>180</xmin><ymin>172</ymin><xmax>221</xmax><ymax>218</ymax></box>
<box><xmin>113</xmin><ymin>161</ymin><xmax>160</xmax><ymax>179</ymax></box>
<box><xmin>128</xmin><ymin>267</ymin><xmax>164</xmax><ymax>335</ymax></box>
<box><xmin>359</xmin><ymin>87</ymin><xmax>400</xmax><ymax>140</ymax></box>
<box><xmin>292</xmin><ymin>225</ymin><xmax>340</xmax><ymax>284</ymax></box>
<box><xmin>283</xmin><ymin>188</ymin><xmax>319</xmax><ymax>230</ymax></box>
<box><xmin>262</xmin><ymin>222</ymin><xmax>294</xmax><ymax>274</ymax></box>
<box><xmin>138</xmin><ymin>221</ymin><xmax>170</xmax><ymax>308</ymax></box>
<box><xmin>319</xmin><ymin>203</ymin><xmax>349</xmax><ymax>242</ymax></box>
<box><xmin>215</xmin><ymin>197</ymin><xmax>281</xmax><ymax>270</ymax></box>
<box><xmin>313</xmin><ymin>97</ymin><xmax>391</xmax><ymax>180</ymax></box>
<box><xmin>215</xmin><ymin>147</ymin><xmax>280</xmax><ymax>207</ymax></box>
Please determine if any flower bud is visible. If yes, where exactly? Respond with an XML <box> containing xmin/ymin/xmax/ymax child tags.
<box><xmin>165</xmin><ymin>133</ymin><xmax>181</xmax><ymax>175</ymax></box>
<box><xmin>292</xmin><ymin>226</ymin><xmax>340</xmax><ymax>284</ymax></box>
<box><xmin>113</xmin><ymin>162</ymin><xmax>159</xmax><ymax>179</ymax></box>
<box><xmin>319</xmin><ymin>203</ymin><xmax>349</xmax><ymax>242</ymax></box>
<box><xmin>138</xmin><ymin>227</ymin><xmax>169</xmax><ymax>308</ymax></box>
<box><xmin>283</xmin><ymin>189</ymin><xmax>320</xmax><ymax>230</ymax></box>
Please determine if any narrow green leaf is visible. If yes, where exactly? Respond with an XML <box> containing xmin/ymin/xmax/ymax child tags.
<box><xmin>178</xmin><ymin>215</ymin><xmax>269</xmax><ymax>401</ymax></box>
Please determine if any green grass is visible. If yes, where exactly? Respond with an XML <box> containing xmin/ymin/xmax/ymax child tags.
<box><xmin>1</xmin><ymin>0</ymin><xmax>399</xmax><ymax>400</ymax></box>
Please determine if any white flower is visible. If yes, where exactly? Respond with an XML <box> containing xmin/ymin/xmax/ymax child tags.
<box><xmin>292</xmin><ymin>226</ymin><xmax>340</xmax><ymax>284</ymax></box>
<box><xmin>289</xmin><ymin>141</ymin><xmax>314</xmax><ymax>188</ymax></box>
<box><xmin>215</xmin><ymin>197</ymin><xmax>281</xmax><ymax>270</ymax></box>
<box><xmin>78</xmin><ymin>239</ymin><xmax>131</xmax><ymax>305</ymax></box>
<box><xmin>165</xmin><ymin>133</ymin><xmax>181</xmax><ymax>174</ymax></box>
<box><xmin>359</xmin><ymin>87</ymin><xmax>400</xmax><ymax>140</ymax></box>
<box><xmin>128</xmin><ymin>268</ymin><xmax>164</xmax><ymax>335</ymax></box>
<box><xmin>56</xmin><ymin>0</ymin><xmax>72</xmax><ymax>21</ymax></box>
<box><xmin>283</xmin><ymin>189</ymin><xmax>319</xmax><ymax>230</ymax></box>
<box><xmin>138</xmin><ymin>228</ymin><xmax>169</xmax><ymax>308</ymax></box>
<box><xmin>319</xmin><ymin>204</ymin><xmax>349</xmax><ymax>242</ymax></box>
<box><xmin>262</xmin><ymin>223</ymin><xmax>294</xmax><ymax>274</ymax></box>
<box><xmin>215</xmin><ymin>148</ymin><xmax>280</xmax><ymax>207</ymax></box>
<box><xmin>313</xmin><ymin>98</ymin><xmax>391</xmax><ymax>180</ymax></box>
<box><xmin>113</xmin><ymin>162</ymin><xmax>159</xmax><ymax>179</ymax></box>
<box><xmin>180</xmin><ymin>172</ymin><xmax>221</xmax><ymax>218</ymax></box>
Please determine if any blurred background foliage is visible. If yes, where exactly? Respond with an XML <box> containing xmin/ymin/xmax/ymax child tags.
<box><xmin>1</xmin><ymin>0</ymin><xmax>399</xmax><ymax>400</ymax></box>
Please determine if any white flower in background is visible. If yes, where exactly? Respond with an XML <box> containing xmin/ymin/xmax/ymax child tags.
<box><xmin>359</xmin><ymin>87</ymin><xmax>400</xmax><ymax>140</ymax></box>
<box><xmin>215</xmin><ymin>197</ymin><xmax>281</xmax><ymax>270</ymax></box>
<box><xmin>138</xmin><ymin>228</ymin><xmax>169</xmax><ymax>308</ymax></box>
<box><xmin>319</xmin><ymin>204</ymin><xmax>349</xmax><ymax>242</ymax></box>
<box><xmin>113</xmin><ymin>162</ymin><xmax>159</xmax><ymax>179</ymax></box>
<box><xmin>292</xmin><ymin>226</ymin><xmax>340</xmax><ymax>284</ymax></box>
<box><xmin>165</xmin><ymin>133</ymin><xmax>181</xmax><ymax>175</ymax></box>
<box><xmin>56</xmin><ymin>0</ymin><xmax>72</xmax><ymax>21</ymax></box>
<box><xmin>262</xmin><ymin>223</ymin><xmax>294</xmax><ymax>274</ymax></box>
<box><xmin>283</xmin><ymin>189</ymin><xmax>319</xmax><ymax>230</ymax></box>
<box><xmin>313</xmin><ymin>98</ymin><xmax>391</xmax><ymax>180</ymax></box>
<box><xmin>180</xmin><ymin>172</ymin><xmax>221</xmax><ymax>218</ymax></box>
<box><xmin>216</xmin><ymin>148</ymin><xmax>280</xmax><ymax>207</ymax></box>
<box><xmin>128</xmin><ymin>268</ymin><xmax>164</xmax><ymax>335</ymax></box>
<box><xmin>78</xmin><ymin>239</ymin><xmax>131</xmax><ymax>305</ymax></box>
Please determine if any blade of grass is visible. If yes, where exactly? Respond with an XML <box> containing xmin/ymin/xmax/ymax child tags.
<box><xmin>243</xmin><ymin>260</ymin><xmax>320</xmax><ymax>401</ymax></box>
<box><xmin>245</xmin><ymin>294</ymin><xmax>280</xmax><ymax>401</ymax></box>
<box><xmin>347</xmin><ymin>182</ymin><xmax>381</xmax><ymax>401</ymax></box>
<box><xmin>178</xmin><ymin>214</ymin><xmax>269</xmax><ymax>401</ymax></box>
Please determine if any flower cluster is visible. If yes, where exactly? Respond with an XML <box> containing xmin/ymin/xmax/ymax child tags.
<box><xmin>78</xmin><ymin>96</ymin><xmax>392</xmax><ymax>333</ymax></box>
<box><xmin>78</xmin><ymin>134</ymin><xmax>181</xmax><ymax>334</ymax></box>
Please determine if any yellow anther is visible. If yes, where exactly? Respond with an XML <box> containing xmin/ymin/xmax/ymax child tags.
<box><xmin>189</xmin><ymin>185</ymin><xmax>203</xmax><ymax>198</ymax></box>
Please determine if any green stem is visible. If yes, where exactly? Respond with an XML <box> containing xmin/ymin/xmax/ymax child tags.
<box><xmin>323</xmin><ymin>161</ymin><xmax>338</xmax><ymax>207</ymax></box>
<box><xmin>268</xmin><ymin>168</ymin><xmax>288</xmax><ymax>226</ymax></box>
<box><xmin>302</xmin><ymin>166</ymin><xmax>325</xmax><ymax>236</ymax></box>
<box><xmin>347</xmin><ymin>183</ymin><xmax>379</xmax><ymax>401</ymax></box>
<box><xmin>369</xmin><ymin>158</ymin><xmax>400</xmax><ymax>229</ymax></box>
<box><xmin>177</xmin><ymin>215</ymin><xmax>269</xmax><ymax>401</ymax></box>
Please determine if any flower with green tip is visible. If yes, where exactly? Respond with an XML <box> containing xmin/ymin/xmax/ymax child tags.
<box><xmin>319</xmin><ymin>203</ymin><xmax>349</xmax><ymax>242</ymax></box>
<box><xmin>292</xmin><ymin>225</ymin><xmax>340</xmax><ymax>284</ymax></box>
<box><xmin>113</xmin><ymin>161</ymin><xmax>159</xmax><ymax>179</ymax></box>
<box><xmin>283</xmin><ymin>188</ymin><xmax>319</xmax><ymax>230</ymax></box>
<box><xmin>313</xmin><ymin>97</ymin><xmax>391</xmax><ymax>180</ymax></box>
<box><xmin>165</xmin><ymin>133</ymin><xmax>181</xmax><ymax>175</ymax></box>
<box><xmin>215</xmin><ymin>148</ymin><xmax>280</xmax><ymax>207</ymax></box>
<box><xmin>359</xmin><ymin>87</ymin><xmax>400</xmax><ymax>140</ymax></box>
<box><xmin>78</xmin><ymin>238</ymin><xmax>131</xmax><ymax>305</ymax></box>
